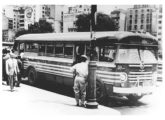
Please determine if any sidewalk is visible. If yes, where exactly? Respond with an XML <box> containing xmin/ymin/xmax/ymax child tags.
<box><xmin>1</xmin><ymin>83</ymin><xmax>120</xmax><ymax>119</ymax></box>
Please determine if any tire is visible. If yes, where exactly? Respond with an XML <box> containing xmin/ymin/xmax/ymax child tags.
<box><xmin>126</xmin><ymin>94</ymin><xmax>143</xmax><ymax>102</ymax></box>
<box><xmin>28</xmin><ymin>68</ymin><xmax>37</xmax><ymax>85</ymax></box>
<box><xmin>96</xmin><ymin>80</ymin><xmax>106</xmax><ymax>103</ymax></box>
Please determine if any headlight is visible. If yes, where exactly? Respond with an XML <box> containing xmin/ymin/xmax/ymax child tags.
<box><xmin>120</xmin><ymin>73</ymin><xmax>127</xmax><ymax>82</ymax></box>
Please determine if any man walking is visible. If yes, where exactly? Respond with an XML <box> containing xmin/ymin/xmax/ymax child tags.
<box><xmin>6</xmin><ymin>53</ymin><xmax>20</xmax><ymax>92</ymax></box>
<box><xmin>70</xmin><ymin>55</ymin><xmax>89</xmax><ymax>107</ymax></box>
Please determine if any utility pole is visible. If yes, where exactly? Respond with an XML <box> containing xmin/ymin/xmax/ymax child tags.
<box><xmin>85</xmin><ymin>5</ymin><xmax>98</xmax><ymax>109</ymax></box>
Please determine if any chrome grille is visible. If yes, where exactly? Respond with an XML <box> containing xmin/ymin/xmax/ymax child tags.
<box><xmin>128</xmin><ymin>71</ymin><xmax>153</xmax><ymax>82</ymax></box>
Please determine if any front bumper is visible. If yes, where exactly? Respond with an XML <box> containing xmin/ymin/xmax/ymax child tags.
<box><xmin>113</xmin><ymin>86</ymin><xmax>156</xmax><ymax>95</ymax></box>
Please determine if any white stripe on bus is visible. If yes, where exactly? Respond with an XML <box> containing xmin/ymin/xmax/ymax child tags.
<box><xmin>24</xmin><ymin>61</ymin><xmax>121</xmax><ymax>83</ymax></box>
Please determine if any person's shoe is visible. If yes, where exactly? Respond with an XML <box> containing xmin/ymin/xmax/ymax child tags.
<box><xmin>16</xmin><ymin>84</ymin><xmax>20</xmax><ymax>87</ymax></box>
<box><xmin>76</xmin><ymin>103</ymin><xmax>79</xmax><ymax>106</ymax></box>
<box><xmin>80</xmin><ymin>104</ymin><xmax>86</xmax><ymax>107</ymax></box>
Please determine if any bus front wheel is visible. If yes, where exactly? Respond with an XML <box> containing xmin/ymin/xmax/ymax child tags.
<box><xmin>28</xmin><ymin>68</ymin><xmax>37</xmax><ymax>85</ymax></box>
<box><xmin>96</xmin><ymin>80</ymin><xmax>106</xmax><ymax>103</ymax></box>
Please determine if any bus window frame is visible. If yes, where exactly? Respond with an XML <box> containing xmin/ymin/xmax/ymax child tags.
<box><xmin>64</xmin><ymin>43</ymin><xmax>74</xmax><ymax>59</ymax></box>
<box><xmin>25</xmin><ymin>42</ymin><xmax>39</xmax><ymax>53</ymax></box>
<box><xmin>55</xmin><ymin>42</ymin><xmax>64</xmax><ymax>57</ymax></box>
<box><xmin>46</xmin><ymin>42</ymin><xmax>55</xmax><ymax>57</ymax></box>
<box><xmin>38</xmin><ymin>42</ymin><xmax>46</xmax><ymax>56</ymax></box>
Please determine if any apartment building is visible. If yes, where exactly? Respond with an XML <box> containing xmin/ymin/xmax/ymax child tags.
<box><xmin>63</xmin><ymin>5</ymin><xmax>91</xmax><ymax>32</ymax></box>
<box><xmin>110</xmin><ymin>9</ymin><xmax>126</xmax><ymax>31</ymax></box>
<box><xmin>156</xmin><ymin>5</ymin><xmax>163</xmax><ymax>42</ymax></box>
<box><xmin>2</xmin><ymin>14</ymin><xmax>15</xmax><ymax>42</ymax></box>
<box><xmin>126</xmin><ymin>5</ymin><xmax>157</xmax><ymax>35</ymax></box>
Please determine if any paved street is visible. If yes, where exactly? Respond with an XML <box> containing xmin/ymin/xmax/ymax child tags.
<box><xmin>1</xmin><ymin>81</ymin><xmax>165</xmax><ymax>119</ymax></box>
<box><xmin>1</xmin><ymin>83</ymin><xmax>120</xmax><ymax>120</ymax></box>
<box><xmin>112</xmin><ymin>82</ymin><xmax>165</xmax><ymax>115</ymax></box>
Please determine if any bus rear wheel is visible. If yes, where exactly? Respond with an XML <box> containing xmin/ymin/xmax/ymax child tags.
<box><xmin>28</xmin><ymin>68</ymin><xmax>37</xmax><ymax>85</ymax></box>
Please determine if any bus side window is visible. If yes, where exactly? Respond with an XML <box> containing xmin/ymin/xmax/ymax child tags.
<box><xmin>39</xmin><ymin>43</ymin><xmax>46</xmax><ymax>56</ymax></box>
<box><xmin>55</xmin><ymin>43</ymin><xmax>64</xmax><ymax>57</ymax></box>
<box><xmin>46</xmin><ymin>43</ymin><xmax>54</xmax><ymax>57</ymax></box>
<box><xmin>25</xmin><ymin>43</ymin><xmax>38</xmax><ymax>53</ymax></box>
<box><xmin>64</xmin><ymin>44</ymin><xmax>73</xmax><ymax>58</ymax></box>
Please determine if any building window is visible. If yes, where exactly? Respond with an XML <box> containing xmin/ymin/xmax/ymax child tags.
<box><xmin>141</xmin><ymin>14</ymin><xmax>144</xmax><ymax>19</ymax></box>
<box><xmin>134</xmin><ymin>25</ymin><xmax>137</xmax><ymax>30</ymax></box>
<box><xmin>159</xmin><ymin>26</ymin><xmax>162</xmax><ymax>29</ymax></box>
<box><xmin>128</xmin><ymin>26</ymin><xmax>132</xmax><ymax>30</ymax></box>
<box><xmin>135</xmin><ymin>10</ymin><xmax>138</xmax><ymax>14</ymax></box>
<box><xmin>141</xmin><ymin>9</ymin><xmax>144</xmax><ymax>13</ymax></box>
<box><xmin>146</xmin><ymin>19</ymin><xmax>150</xmax><ymax>23</ymax></box>
<box><xmin>130</xmin><ymin>10</ymin><xmax>133</xmax><ymax>14</ymax></box>
<box><xmin>158</xmin><ymin>38</ymin><xmax>161</xmax><ymax>41</ymax></box>
<box><xmin>159</xmin><ymin>21</ymin><xmax>162</xmax><ymax>24</ymax></box>
<box><xmin>130</xmin><ymin>15</ymin><xmax>132</xmax><ymax>19</ymax></box>
<box><xmin>159</xmin><ymin>15</ymin><xmax>162</xmax><ymax>19</ymax></box>
<box><xmin>129</xmin><ymin>20</ymin><xmax>132</xmax><ymax>24</ymax></box>
<box><xmin>147</xmin><ymin>13</ymin><xmax>150</xmax><ymax>18</ymax></box>
<box><xmin>140</xmin><ymin>25</ymin><xmax>143</xmax><ymax>29</ymax></box>
<box><xmin>158</xmin><ymin>32</ymin><xmax>162</xmax><ymax>35</ymax></box>
<box><xmin>135</xmin><ymin>20</ymin><xmax>137</xmax><ymax>24</ymax></box>
<box><xmin>141</xmin><ymin>19</ymin><xmax>144</xmax><ymax>23</ymax></box>
<box><xmin>20</xmin><ymin>20</ymin><xmax>24</xmax><ymax>22</ymax></box>
<box><xmin>146</xmin><ymin>24</ymin><xmax>151</xmax><ymax>31</ymax></box>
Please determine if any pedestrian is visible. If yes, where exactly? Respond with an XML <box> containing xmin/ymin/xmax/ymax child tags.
<box><xmin>3</xmin><ymin>49</ymin><xmax>11</xmax><ymax>85</ymax></box>
<box><xmin>6</xmin><ymin>53</ymin><xmax>20</xmax><ymax>92</ymax></box>
<box><xmin>16</xmin><ymin>56</ymin><xmax>23</xmax><ymax>87</ymax></box>
<box><xmin>70</xmin><ymin>55</ymin><xmax>89</xmax><ymax>107</ymax></box>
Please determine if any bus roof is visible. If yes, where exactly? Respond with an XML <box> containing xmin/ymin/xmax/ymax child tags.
<box><xmin>15</xmin><ymin>31</ymin><xmax>157</xmax><ymax>43</ymax></box>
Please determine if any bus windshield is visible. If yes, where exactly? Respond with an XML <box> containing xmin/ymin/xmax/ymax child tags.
<box><xmin>116</xmin><ymin>45</ymin><xmax>157</xmax><ymax>64</ymax></box>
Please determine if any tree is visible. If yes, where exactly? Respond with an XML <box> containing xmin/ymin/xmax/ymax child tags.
<box><xmin>15</xmin><ymin>19</ymin><xmax>53</xmax><ymax>37</ymax></box>
<box><xmin>75</xmin><ymin>12</ymin><xmax>117</xmax><ymax>32</ymax></box>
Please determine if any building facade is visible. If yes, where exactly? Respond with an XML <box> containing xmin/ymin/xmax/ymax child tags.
<box><xmin>110</xmin><ymin>9</ymin><xmax>126</xmax><ymax>31</ymax></box>
<box><xmin>63</xmin><ymin>5</ymin><xmax>91</xmax><ymax>32</ymax></box>
<box><xmin>126</xmin><ymin>5</ymin><xmax>157</xmax><ymax>35</ymax></box>
<box><xmin>156</xmin><ymin>5</ymin><xmax>163</xmax><ymax>42</ymax></box>
<box><xmin>3</xmin><ymin>5</ymin><xmax>65</xmax><ymax>33</ymax></box>
<box><xmin>2</xmin><ymin>14</ymin><xmax>15</xmax><ymax>42</ymax></box>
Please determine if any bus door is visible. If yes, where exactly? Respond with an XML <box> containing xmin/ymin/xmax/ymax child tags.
<box><xmin>73</xmin><ymin>43</ymin><xmax>85</xmax><ymax>65</ymax></box>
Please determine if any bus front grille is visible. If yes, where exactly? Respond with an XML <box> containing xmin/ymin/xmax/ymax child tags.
<box><xmin>128</xmin><ymin>72</ymin><xmax>153</xmax><ymax>87</ymax></box>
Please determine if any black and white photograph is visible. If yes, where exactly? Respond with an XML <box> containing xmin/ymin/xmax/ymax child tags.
<box><xmin>1</xmin><ymin>0</ymin><xmax>164</xmax><ymax>119</ymax></box>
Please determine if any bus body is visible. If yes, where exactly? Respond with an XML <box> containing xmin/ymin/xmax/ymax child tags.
<box><xmin>14</xmin><ymin>31</ymin><xmax>159</xmax><ymax>102</ymax></box>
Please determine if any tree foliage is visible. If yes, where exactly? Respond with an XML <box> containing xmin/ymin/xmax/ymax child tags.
<box><xmin>75</xmin><ymin>12</ymin><xmax>117</xmax><ymax>32</ymax></box>
<box><xmin>15</xmin><ymin>19</ymin><xmax>53</xmax><ymax>37</ymax></box>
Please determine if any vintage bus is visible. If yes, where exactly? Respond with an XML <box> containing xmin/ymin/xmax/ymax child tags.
<box><xmin>14</xmin><ymin>31</ymin><xmax>159</xmax><ymax>102</ymax></box>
